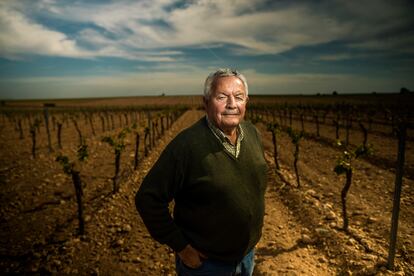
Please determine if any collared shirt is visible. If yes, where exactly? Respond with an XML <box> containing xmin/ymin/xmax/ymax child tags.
<box><xmin>206</xmin><ymin>116</ymin><xmax>244</xmax><ymax>158</ymax></box>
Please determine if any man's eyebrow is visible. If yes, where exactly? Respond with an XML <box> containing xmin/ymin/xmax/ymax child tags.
<box><xmin>216</xmin><ymin>91</ymin><xmax>245</xmax><ymax>95</ymax></box>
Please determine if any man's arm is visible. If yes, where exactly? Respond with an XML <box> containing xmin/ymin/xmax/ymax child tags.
<box><xmin>136</xmin><ymin>132</ymin><xmax>208</xmax><ymax>268</ymax></box>
<box><xmin>135</xmin><ymin>141</ymin><xmax>188</xmax><ymax>253</ymax></box>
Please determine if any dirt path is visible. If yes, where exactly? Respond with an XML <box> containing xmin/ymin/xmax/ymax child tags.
<box><xmin>255</xmin><ymin>172</ymin><xmax>335</xmax><ymax>275</ymax></box>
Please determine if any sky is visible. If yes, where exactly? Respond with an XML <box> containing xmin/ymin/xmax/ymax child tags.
<box><xmin>0</xmin><ymin>0</ymin><xmax>414</xmax><ymax>100</ymax></box>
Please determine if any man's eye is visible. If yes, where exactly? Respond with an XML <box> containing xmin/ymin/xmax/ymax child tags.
<box><xmin>236</xmin><ymin>96</ymin><xmax>244</xmax><ymax>101</ymax></box>
<box><xmin>217</xmin><ymin>96</ymin><xmax>227</xmax><ymax>101</ymax></box>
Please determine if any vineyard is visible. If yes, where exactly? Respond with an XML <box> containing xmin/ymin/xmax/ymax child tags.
<box><xmin>0</xmin><ymin>94</ymin><xmax>413</xmax><ymax>275</ymax></box>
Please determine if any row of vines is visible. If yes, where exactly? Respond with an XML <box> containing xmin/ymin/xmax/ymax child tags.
<box><xmin>246</xmin><ymin>101</ymin><xmax>413</xmax><ymax>270</ymax></box>
<box><xmin>0</xmin><ymin>104</ymin><xmax>187</xmax><ymax>238</ymax></box>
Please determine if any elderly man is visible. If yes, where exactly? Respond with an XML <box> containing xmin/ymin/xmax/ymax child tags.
<box><xmin>135</xmin><ymin>68</ymin><xmax>267</xmax><ymax>276</ymax></box>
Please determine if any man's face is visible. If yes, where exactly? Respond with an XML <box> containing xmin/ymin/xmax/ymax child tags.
<box><xmin>204</xmin><ymin>76</ymin><xmax>248</xmax><ymax>133</ymax></box>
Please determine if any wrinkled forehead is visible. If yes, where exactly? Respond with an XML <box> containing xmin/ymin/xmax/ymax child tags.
<box><xmin>212</xmin><ymin>76</ymin><xmax>246</xmax><ymax>94</ymax></box>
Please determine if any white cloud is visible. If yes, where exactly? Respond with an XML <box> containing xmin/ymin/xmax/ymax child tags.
<box><xmin>90</xmin><ymin>0</ymin><xmax>411</xmax><ymax>55</ymax></box>
<box><xmin>0</xmin><ymin>6</ymin><xmax>89</xmax><ymax>59</ymax></box>
<box><xmin>0</xmin><ymin>0</ymin><xmax>181</xmax><ymax>60</ymax></box>
<box><xmin>107</xmin><ymin>2</ymin><xmax>348</xmax><ymax>53</ymax></box>
<box><xmin>0</xmin><ymin>0</ymin><xmax>412</xmax><ymax>60</ymax></box>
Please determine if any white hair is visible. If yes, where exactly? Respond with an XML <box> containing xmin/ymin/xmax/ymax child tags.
<box><xmin>203</xmin><ymin>68</ymin><xmax>248</xmax><ymax>100</ymax></box>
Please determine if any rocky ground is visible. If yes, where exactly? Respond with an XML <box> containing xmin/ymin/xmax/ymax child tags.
<box><xmin>0</xmin><ymin>109</ymin><xmax>412</xmax><ymax>275</ymax></box>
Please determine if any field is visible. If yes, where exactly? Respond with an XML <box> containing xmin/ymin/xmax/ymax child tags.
<box><xmin>0</xmin><ymin>94</ymin><xmax>413</xmax><ymax>275</ymax></box>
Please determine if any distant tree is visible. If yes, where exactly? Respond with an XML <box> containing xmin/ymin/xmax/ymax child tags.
<box><xmin>332</xmin><ymin>91</ymin><xmax>338</xmax><ymax>96</ymax></box>
<box><xmin>400</xmin><ymin>87</ymin><xmax>410</xmax><ymax>94</ymax></box>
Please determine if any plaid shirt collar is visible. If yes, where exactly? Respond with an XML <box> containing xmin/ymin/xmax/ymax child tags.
<box><xmin>206</xmin><ymin>116</ymin><xmax>244</xmax><ymax>158</ymax></box>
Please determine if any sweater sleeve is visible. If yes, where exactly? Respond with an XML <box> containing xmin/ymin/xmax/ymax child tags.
<box><xmin>135</xmin><ymin>138</ymin><xmax>189</xmax><ymax>252</ymax></box>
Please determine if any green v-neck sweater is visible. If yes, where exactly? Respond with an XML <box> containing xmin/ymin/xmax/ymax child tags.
<box><xmin>135</xmin><ymin>117</ymin><xmax>267</xmax><ymax>262</ymax></box>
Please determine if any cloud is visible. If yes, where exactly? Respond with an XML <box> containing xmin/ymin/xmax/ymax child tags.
<box><xmin>1</xmin><ymin>0</ymin><xmax>413</xmax><ymax>60</ymax></box>
<box><xmin>81</xmin><ymin>1</ymin><xmax>349</xmax><ymax>54</ymax></box>
<box><xmin>0</xmin><ymin>4</ymin><xmax>89</xmax><ymax>59</ymax></box>
<box><xmin>0</xmin><ymin>0</ymin><xmax>181</xmax><ymax>61</ymax></box>
<box><xmin>165</xmin><ymin>6</ymin><xmax>301</xmax><ymax>52</ymax></box>
<box><xmin>0</xmin><ymin>0</ymin><xmax>191</xmax><ymax>59</ymax></box>
<box><xmin>76</xmin><ymin>28</ymin><xmax>183</xmax><ymax>61</ymax></box>
<box><xmin>71</xmin><ymin>0</ymin><xmax>413</xmax><ymax>55</ymax></box>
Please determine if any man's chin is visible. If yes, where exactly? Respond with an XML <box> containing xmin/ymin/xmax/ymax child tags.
<box><xmin>221</xmin><ymin>120</ymin><xmax>240</xmax><ymax>128</ymax></box>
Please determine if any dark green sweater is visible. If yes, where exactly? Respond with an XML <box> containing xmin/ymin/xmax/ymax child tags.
<box><xmin>135</xmin><ymin>117</ymin><xmax>267</xmax><ymax>262</ymax></box>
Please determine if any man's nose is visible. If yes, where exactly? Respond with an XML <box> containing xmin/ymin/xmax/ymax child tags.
<box><xmin>226</xmin><ymin>95</ymin><xmax>236</xmax><ymax>108</ymax></box>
